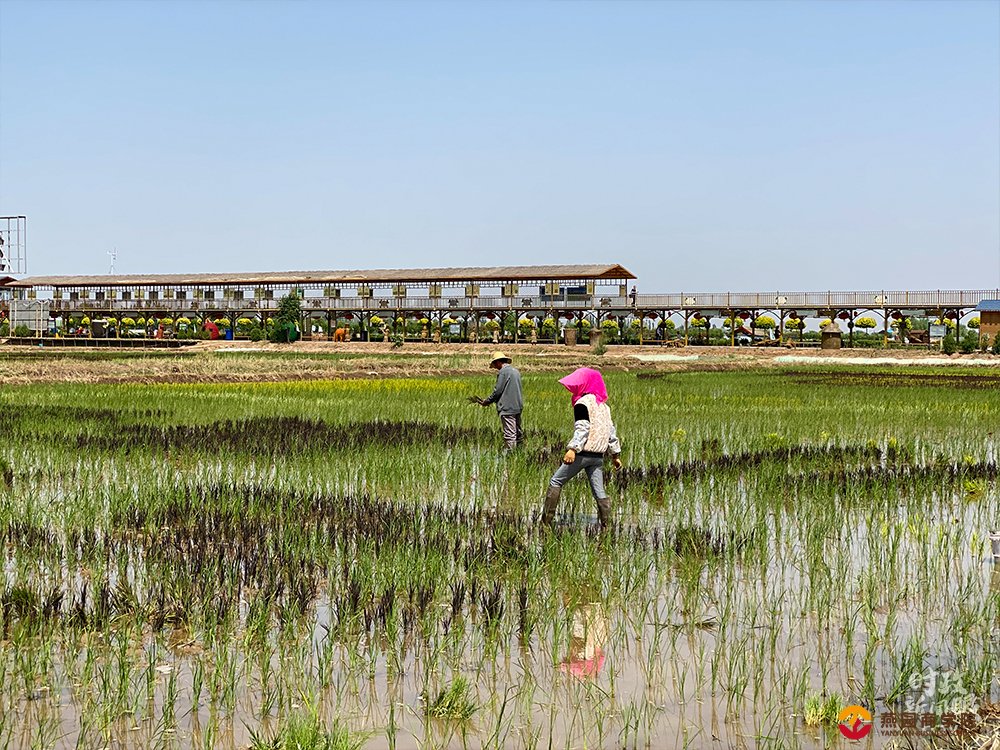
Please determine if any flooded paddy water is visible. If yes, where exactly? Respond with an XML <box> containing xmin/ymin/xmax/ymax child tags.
<box><xmin>0</xmin><ymin>366</ymin><xmax>997</xmax><ymax>749</ymax></box>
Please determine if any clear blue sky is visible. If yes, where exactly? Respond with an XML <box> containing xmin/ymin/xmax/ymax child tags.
<box><xmin>1</xmin><ymin>0</ymin><xmax>997</xmax><ymax>292</ymax></box>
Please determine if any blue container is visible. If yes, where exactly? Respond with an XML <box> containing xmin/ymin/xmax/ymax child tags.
<box><xmin>225</xmin><ymin>328</ymin><xmax>234</xmax><ymax>341</ymax></box>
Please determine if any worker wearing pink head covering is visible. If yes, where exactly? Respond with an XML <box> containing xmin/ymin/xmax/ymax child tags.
<box><xmin>558</xmin><ymin>367</ymin><xmax>608</xmax><ymax>405</ymax></box>
<box><xmin>542</xmin><ymin>367</ymin><xmax>623</xmax><ymax>530</ymax></box>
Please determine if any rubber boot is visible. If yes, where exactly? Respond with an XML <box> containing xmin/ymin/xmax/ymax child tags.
<box><xmin>541</xmin><ymin>486</ymin><xmax>561</xmax><ymax>527</ymax></box>
<box><xmin>596</xmin><ymin>497</ymin><xmax>612</xmax><ymax>530</ymax></box>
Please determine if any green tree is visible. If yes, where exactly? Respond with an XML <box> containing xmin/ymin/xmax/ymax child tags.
<box><xmin>854</xmin><ymin>316</ymin><xmax>877</xmax><ymax>332</ymax></box>
<box><xmin>626</xmin><ymin>318</ymin><xmax>643</xmax><ymax>343</ymax></box>
<box><xmin>941</xmin><ymin>333</ymin><xmax>957</xmax><ymax>354</ymax></box>
<box><xmin>967</xmin><ymin>317</ymin><xmax>980</xmax><ymax>330</ymax></box>
<box><xmin>502</xmin><ymin>312</ymin><xmax>518</xmax><ymax>339</ymax></box>
<box><xmin>959</xmin><ymin>329</ymin><xmax>979</xmax><ymax>354</ymax></box>
<box><xmin>993</xmin><ymin>333</ymin><xmax>1000</xmax><ymax>355</ymax></box>
<box><xmin>753</xmin><ymin>315</ymin><xmax>776</xmax><ymax>330</ymax></box>
<box><xmin>269</xmin><ymin>293</ymin><xmax>302</xmax><ymax>343</ymax></box>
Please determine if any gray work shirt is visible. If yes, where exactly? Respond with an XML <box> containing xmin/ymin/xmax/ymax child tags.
<box><xmin>483</xmin><ymin>364</ymin><xmax>523</xmax><ymax>416</ymax></box>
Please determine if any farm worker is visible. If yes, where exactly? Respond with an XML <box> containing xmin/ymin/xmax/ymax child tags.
<box><xmin>476</xmin><ymin>352</ymin><xmax>523</xmax><ymax>451</ymax></box>
<box><xmin>542</xmin><ymin>367</ymin><xmax>622</xmax><ymax>529</ymax></box>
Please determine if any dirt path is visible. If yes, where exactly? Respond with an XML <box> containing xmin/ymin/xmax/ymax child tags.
<box><xmin>1</xmin><ymin>339</ymin><xmax>997</xmax><ymax>386</ymax></box>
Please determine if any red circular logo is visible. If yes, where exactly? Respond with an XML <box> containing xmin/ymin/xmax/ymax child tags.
<box><xmin>838</xmin><ymin>705</ymin><xmax>873</xmax><ymax>740</ymax></box>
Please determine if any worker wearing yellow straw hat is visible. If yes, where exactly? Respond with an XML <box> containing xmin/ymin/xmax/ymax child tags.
<box><xmin>469</xmin><ymin>351</ymin><xmax>523</xmax><ymax>451</ymax></box>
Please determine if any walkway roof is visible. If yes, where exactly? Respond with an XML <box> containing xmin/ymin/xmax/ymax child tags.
<box><xmin>3</xmin><ymin>264</ymin><xmax>635</xmax><ymax>288</ymax></box>
<box><xmin>976</xmin><ymin>299</ymin><xmax>1000</xmax><ymax>312</ymax></box>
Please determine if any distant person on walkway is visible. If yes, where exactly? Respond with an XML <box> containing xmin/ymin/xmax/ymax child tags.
<box><xmin>475</xmin><ymin>351</ymin><xmax>523</xmax><ymax>451</ymax></box>
<box><xmin>542</xmin><ymin>367</ymin><xmax>622</xmax><ymax>530</ymax></box>
<box><xmin>629</xmin><ymin>286</ymin><xmax>637</xmax><ymax>307</ymax></box>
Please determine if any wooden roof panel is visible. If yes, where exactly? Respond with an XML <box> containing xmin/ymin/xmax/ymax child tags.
<box><xmin>6</xmin><ymin>264</ymin><xmax>636</xmax><ymax>288</ymax></box>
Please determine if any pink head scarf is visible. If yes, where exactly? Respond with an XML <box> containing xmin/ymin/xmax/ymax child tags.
<box><xmin>558</xmin><ymin>367</ymin><xmax>608</xmax><ymax>405</ymax></box>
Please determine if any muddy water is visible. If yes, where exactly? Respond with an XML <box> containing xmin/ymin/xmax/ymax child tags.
<box><xmin>12</xmin><ymin>569</ymin><xmax>958</xmax><ymax>750</ymax></box>
<box><xmin>5</xmin><ymin>498</ymin><xmax>997</xmax><ymax>749</ymax></box>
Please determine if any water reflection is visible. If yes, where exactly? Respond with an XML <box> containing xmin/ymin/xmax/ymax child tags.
<box><xmin>559</xmin><ymin>598</ymin><xmax>608</xmax><ymax>679</ymax></box>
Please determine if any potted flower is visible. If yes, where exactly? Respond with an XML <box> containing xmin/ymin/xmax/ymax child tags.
<box><xmin>600</xmin><ymin>319</ymin><xmax>619</xmax><ymax>343</ymax></box>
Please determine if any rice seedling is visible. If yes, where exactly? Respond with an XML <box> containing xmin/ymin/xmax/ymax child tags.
<box><xmin>802</xmin><ymin>692</ymin><xmax>844</xmax><ymax>727</ymax></box>
<box><xmin>249</xmin><ymin>713</ymin><xmax>364</xmax><ymax>750</ymax></box>
<box><xmin>0</xmin><ymin>363</ymin><xmax>996</xmax><ymax>748</ymax></box>
<box><xmin>421</xmin><ymin>676</ymin><xmax>478</xmax><ymax>722</ymax></box>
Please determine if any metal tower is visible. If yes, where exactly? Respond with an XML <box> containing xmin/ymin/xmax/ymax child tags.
<box><xmin>0</xmin><ymin>216</ymin><xmax>27</xmax><ymax>276</ymax></box>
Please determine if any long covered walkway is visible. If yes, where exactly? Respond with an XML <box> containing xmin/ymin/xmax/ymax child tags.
<box><xmin>1</xmin><ymin>265</ymin><xmax>996</xmax><ymax>345</ymax></box>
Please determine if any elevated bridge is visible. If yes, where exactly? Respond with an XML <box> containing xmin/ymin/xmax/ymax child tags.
<box><xmin>1</xmin><ymin>265</ymin><xmax>996</xmax><ymax>343</ymax></box>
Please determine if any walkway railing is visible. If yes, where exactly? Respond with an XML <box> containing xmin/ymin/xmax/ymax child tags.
<box><xmin>17</xmin><ymin>288</ymin><xmax>1000</xmax><ymax>316</ymax></box>
<box><xmin>635</xmin><ymin>289</ymin><xmax>999</xmax><ymax>309</ymax></box>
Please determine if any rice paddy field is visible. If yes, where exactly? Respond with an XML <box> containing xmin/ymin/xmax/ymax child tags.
<box><xmin>1</xmin><ymin>358</ymin><xmax>998</xmax><ymax>750</ymax></box>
